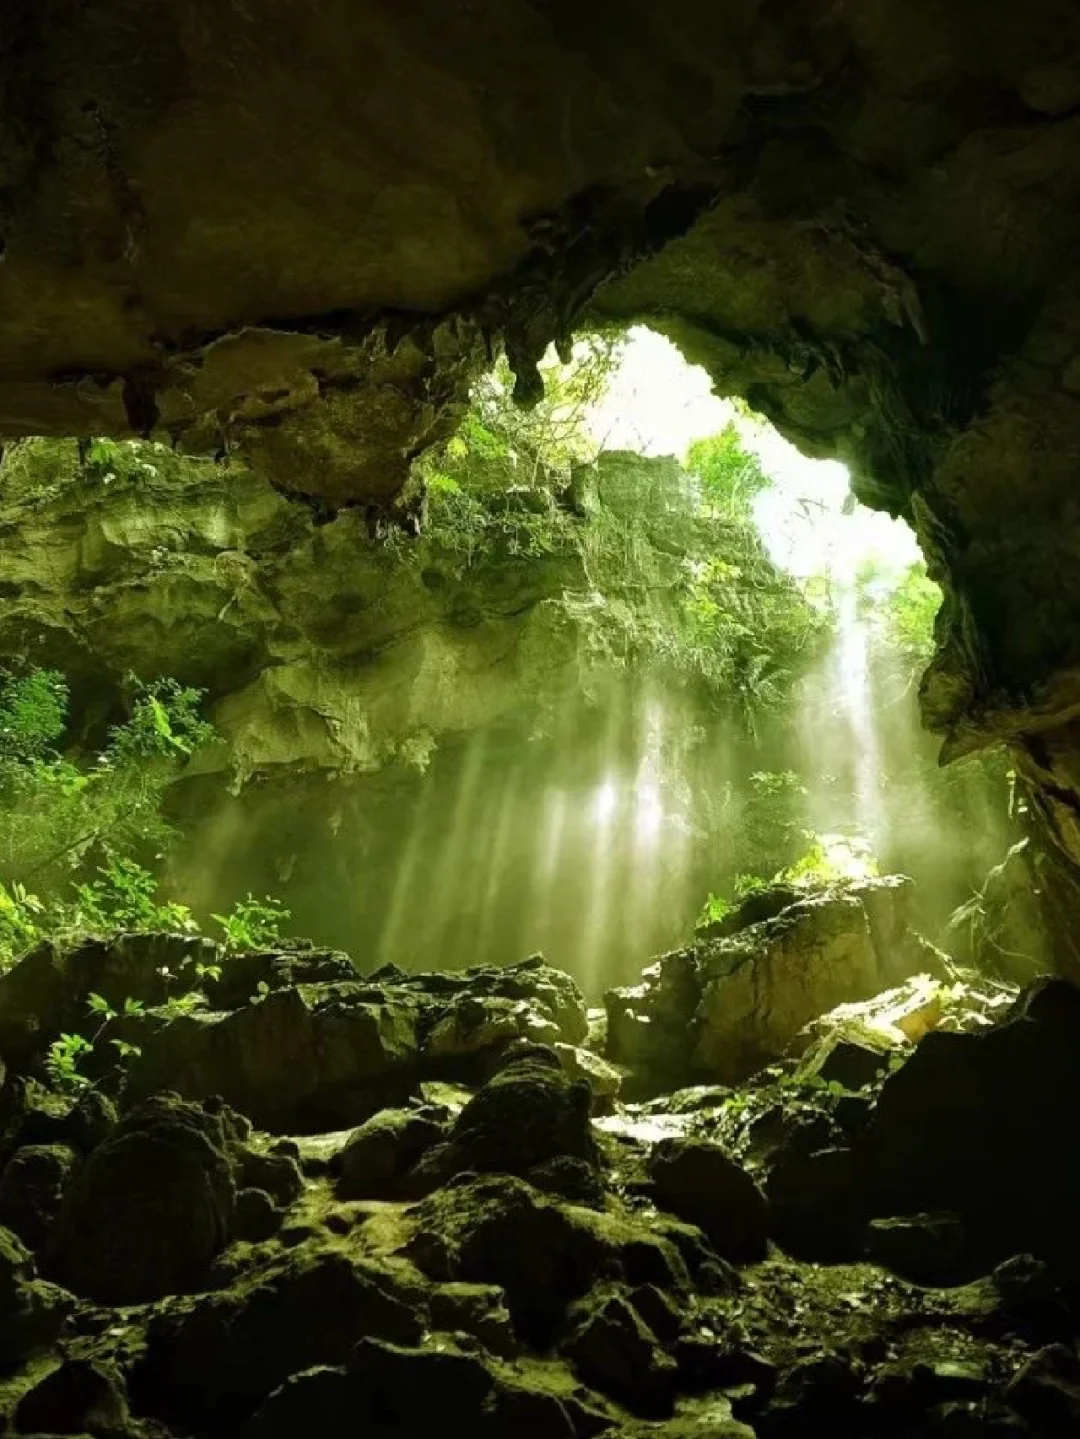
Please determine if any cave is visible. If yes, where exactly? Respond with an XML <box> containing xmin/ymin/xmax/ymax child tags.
<box><xmin>1</xmin><ymin>5</ymin><xmax>1080</xmax><ymax>1436</ymax></box>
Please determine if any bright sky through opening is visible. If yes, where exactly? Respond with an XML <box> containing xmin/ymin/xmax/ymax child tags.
<box><xmin>588</xmin><ymin>326</ymin><xmax>922</xmax><ymax>583</ymax></box>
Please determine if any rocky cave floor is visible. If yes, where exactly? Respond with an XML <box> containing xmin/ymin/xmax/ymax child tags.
<box><xmin>0</xmin><ymin>880</ymin><xmax>1079</xmax><ymax>1437</ymax></box>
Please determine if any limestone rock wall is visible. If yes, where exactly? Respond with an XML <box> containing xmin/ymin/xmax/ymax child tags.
<box><xmin>0</xmin><ymin>441</ymin><xmax>581</xmax><ymax>778</ymax></box>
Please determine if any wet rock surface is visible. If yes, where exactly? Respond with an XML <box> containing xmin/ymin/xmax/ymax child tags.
<box><xmin>0</xmin><ymin>929</ymin><xmax>1077</xmax><ymax>1436</ymax></box>
<box><xmin>605</xmin><ymin>877</ymin><xmax>948</xmax><ymax>1091</ymax></box>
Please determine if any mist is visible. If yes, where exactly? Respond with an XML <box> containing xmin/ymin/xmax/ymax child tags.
<box><xmin>167</xmin><ymin>581</ymin><xmax>1011</xmax><ymax>997</ymax></box>
<box><xmin>158</xmin><ymin>331</ymin><xmax>1014</xmax><ymax>996</ymax></box>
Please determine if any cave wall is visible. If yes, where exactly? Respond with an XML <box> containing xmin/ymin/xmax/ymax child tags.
<box><xmin>4</xmin><ymin>4</ymin><xmax>1080</xmax><ymax>898</ymax></box>
<box><xmin>0</xmin><ymin>440</ymin><xmax>581</xmax><ymax>778</ymax></box>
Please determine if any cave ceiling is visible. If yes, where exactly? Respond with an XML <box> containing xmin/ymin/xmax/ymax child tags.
<box><xmin>4</xmin><ymin>1</ymin><xmax>1080</xmax><ymax>845</ymax></box>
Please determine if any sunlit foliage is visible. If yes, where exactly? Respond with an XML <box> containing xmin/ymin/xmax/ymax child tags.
<box><xmin>411</xmin><ymin>341</ymin><xmax>827</xmax><ymax>720</ymax></box>
<box><xmin>0</xmin><ymin>671</ymin><xmax>223</xmax><ymax>970</ymax></box>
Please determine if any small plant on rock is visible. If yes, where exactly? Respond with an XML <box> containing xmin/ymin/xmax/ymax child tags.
<box><xmin>45</xmin><ymin>1032</ymin><xmax>94</xmax><ymax>1091</ymax></box>
<box><xmin>69</xmin><ymin>857</ymin><xmax>199</xmax><ymax>935</ymax></box>
<box><xmin>212</xmin><ymin>894</ymin><xmax>290</xmax><ymax>952</ymax></box>
<box><xmin>44</xmin><ymin>992</ymin><xmax>144</xmax><ymax>1091</ymax></box>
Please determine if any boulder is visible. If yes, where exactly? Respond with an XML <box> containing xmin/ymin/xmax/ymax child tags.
<box><xmin>405</xmin><ymin>1173</ymin><xmax>687</xmax><ymax>1345</ymax></box>
<box><xmin>232</xmin><ymin>1187</ymin><xmax>285</xmax><ymax>1242</ymax></box>
<box><xmin>694</xmin><ymin>893</ymin><xmax>880</xmax><ymax>1082</ymax></box>
<box><xmin>234</xmin><ymin>1144</ymin><xmax>304</xmax><ymax>1207</ymax></box>
<box><xmin>47</xmin><ymin>1094</ymin><xmax>236</xmax><ymax>1303</ymax></box>
<box><xmin>410</xmin><ymin>956</ymin><xmax>589</xmax><ymax>1059</ymax></box>
<box><xmin>405</xmin><ymin>1174</ymin><xmax>606</xmax><ymax>1343</ymax></box>
<box><xmin>411</xmin><ymin>1044</ymin><xmax>599</xmax><ymax>1194</ymax></box>
<box><xmin>563</xmin><ymin>1289</ymin><xmax>678</xmax><ymax>1417</ymax></box>
<box><xmin>944</xmin><ymin>840</ymin><xmax>1052</xmax><ymax>986</ymax></box>
<box><xmin>0</xmin><ymin>932</ymin><xmax>218</xmax><ymax>1067</ymax></box>
<box><xmin>855</xmin><ymin>978</ymin><xmax>1080</xmax><ymax>1275</ymax></box>
<box><xmin>423</xmin><ymin>994</ymin><xmax>562</xmax><ymax>1061</ymax></box>
<box><xmin>205</xmin><ymin>947</ymin><xmax>358</xmax><ymax>1010</ymax></box>
<box><xmin>0</xmin><ymin>1143</ymin><xmax>80</xmax><ymax>1251</ymax></box>
<box><xmin>429</xmin><ymin>1281</ymin><xmax>517</xmax><ymax>1355</ymax></box>
<box><xmin>120</xmin><ymin>985</ymin><xmax>421</xmax><ymax>1131</ymax></box>
<box><xmin>796</xmin><ymin>1036</ymin><xmax>891</xmax><ymax>1091</ymax></box>
<box><xmin>0</xmin><ymin>1082</ymin><xmax>117</xmax><ymax>1173</ymax></box>
<box><xmin>648</xmin><ymin>1140</ymin><xmax>767</xmax><ymax>1263</ymax></box>
<box><xmin>134</xmin><ymin>1246</ymin><xmax>423</xmax><ymax>1426</ymax></box>
<box><xmin>607</xmin><ymin>878</ymin><xmax>936</xmax><ymax>1091</ymax></box>
<box><xmin>336</xmin><ymin>1107</ymin><xmax>445</xmax><ymax>1199</ymax></box>
<box><xmin>605</xmin><ymin>949</ymin><xmax>701</xmax><ymax>1091</ymax></box>
<box><xmin>552</xmin><ymin>1043</ymin><xmax>623</xmax><ymax>1113</ymax></box>
<box><xmin>14</xmin><ymin>1359</ymin><xmax>130</xmax><ymax>1437</ymax></box>
<box><xmin>1005</xmin><ymin>1344</ymin><xmax>1080</xmax><ymax>1430</ymax></box>
<box><xmin>0</xmin><ymin>1224</ymin><xmax>73</xmax><ymax>1371</ymax></box>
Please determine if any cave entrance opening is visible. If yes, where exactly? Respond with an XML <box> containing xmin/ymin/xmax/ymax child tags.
<box><xmin>172</xmin><ymin>327</ymin><xmax>1012</xmax><ymax>996</ymax></box>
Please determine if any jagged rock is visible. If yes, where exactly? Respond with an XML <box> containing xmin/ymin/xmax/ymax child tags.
<box><xmin>429</xmin><ymin>1282</ymin><xmax>517</xmax><ymax>1355</ymax></box>
<box><xmin>410</xmin><ymin>1044</ymin><xmax>598</xmax><ymax>1194</ymax></box>
<box><xmin>796</xmin><ymin>1036</ymin><xmax>891</xmax><ymax>1090</ymax></box>
<box><xmin>563</xmin><ymin>1289</ymin><xmax>678</xmax><ymax>1417</ymax></box>
<box><xmin>234</xmin><ymin>1145</ymin><xmax>304</xmax><ymax>1207</ymax></box>
<box><xmin>419</xmin><ymin>959</ymin><xmax>589</xmax><ymax>1065</ymax></box>
<box><xmin>134</xmin><ymin>1246</ymin><xmax>423</xmax><ymax>1426</ymax></box>
<box><xmin>552</xmin><ymin>1043</ymin><xmax>623</xmax><ymax>1114</ymax></box>
<box><xmin>866</xmin><ymin>1213</ymin><xmax>968</xmax><ymax>1286</ymax></box>
<box><xmin>47</xmin><ymin>1094</ymin><xmax>236</xmax><ymax>1304</ymax></box>
<box><xmin>205</xmin><ymin>947</ymin><xmax>359</xmax><ymax>1010</ymax></box>
<box><xmin>98</xmin><ymin>955</ymin><xmax>588</xmax><ymax>1133</ymax></box>
<box><xmin>648</xmin><ymin>1140</ymin><xmax>767</xmax><ymax>1263</ymax></box>
<box><xmin>405</xmin><ymin>1173</ymin><xmax>687</xmax><ymax>1344</ymax></box>
<box><xmin>423</xmin><ymin>994</ymin><xmax>562</xmax><ymax>1060</ymax></box>
<box><xmin>119</xmin><ymin>985</ymin><xmax>422</xmax><ymax>1131</ymax></box>
<box><xmin>607</xmin><ymin>880</ymin><xmax>937</xmax><ymax>1091</ymax></box>
<box><xmin>0</xmin><ymin>1143</ymin><xmax>80</xmax><ymax>1251</ymax></box>
<box><xmin>232</xmin><ymin>1187</ymin><xmax>285</xmax><ymax>1243</ymax></box>
<box><xmin>0</xmin><ymin>1224</ymin><xmax>74</xmax><ymax>1372</ymax></box>
<box><xmin>694</xmin><ymin>892</ymin><xmax>880</xmax><ymax>1082</ymax></box>
<box><xmin>335</xmin><ymin>1107</ymin><xmax>445</xmax><ymax>1199</ymax></box>
<box><xmin>0</xmin><ymin>933</ymin><xmax>218</xmax><ymax>1067</ymax></box>
<box><xmin>0</xmin><ymin>1081</ymin><xmax>117</xmax><ymax>1163</ymax></box>
<box><xmin>526</xmin><ymin>1155</ymin><xmax>608</xmax><ymax>1208</ymax></box>
<box><xmin>945</xmin><ymin>840</ymin><xmax>1053</xmax><ymax>986</ymax></box>
<box><xmin>606</xmin><ymin>949</ymin><xmax>700</xmax><ymax>1092</ymax></box>
<box><xmin>1005</xmin><ymin>1344</ymin><xmax>1080</xmax><ymax>1430</ymax></box>
<box><xmin>855</xmin><ymin>977</ymin><xmax>1080</xmax><ymax>1275</ymax></box>
<box><xmin>14</xmin><ymin>1359</ymin><xmax>129</xmax><ymax>1436</ymax></box>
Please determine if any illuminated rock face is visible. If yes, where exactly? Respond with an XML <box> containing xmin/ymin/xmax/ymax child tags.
<box><xmin>0</xmin><ymin>439</ymin><xmax>582</xmax><ymax>780</ymax></box>
<box><xmin>5</xmin><ymin>6</ymin><xmax>1080</xmax><ymax>916</ymax></box>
